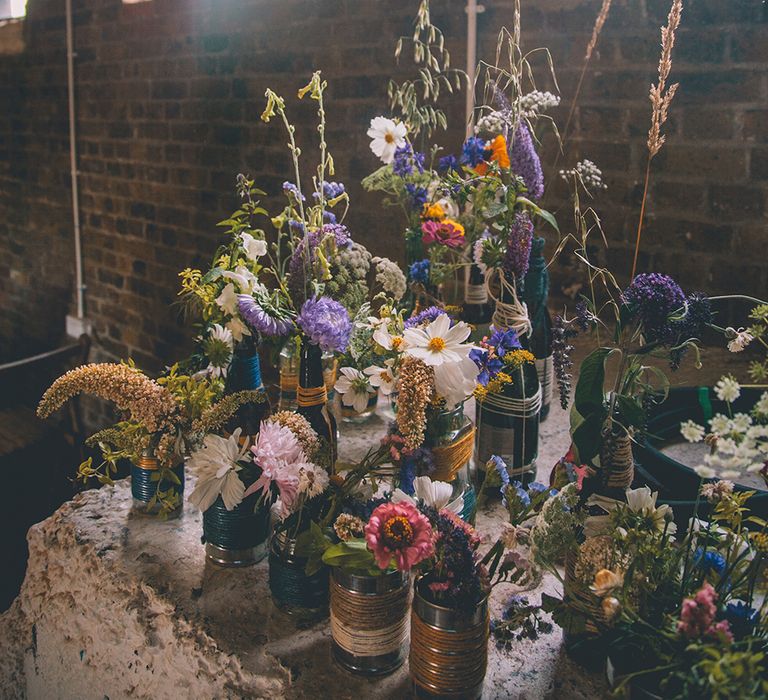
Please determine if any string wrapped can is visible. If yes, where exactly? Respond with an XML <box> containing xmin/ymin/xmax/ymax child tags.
<box><xmin>330</xmin><ymin>569</ymin><xmax>411</xmax><ymax>676</ymax></box>
<box><xmin>131</xmin><ymin>454</ymin><xmax>184</xmax><ymax>518</ymax></box>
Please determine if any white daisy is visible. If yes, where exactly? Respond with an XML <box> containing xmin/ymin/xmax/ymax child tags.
<box><xmin>188</xmin><ymin>429</ymin><xmax>250</xmax><ymax>512</ymax></box>
<box><xmin>335</xmin><ymin>367</ymin><xmax>375</xmax><ymax>413</ymax></box>
<box><xmin>680</xmin><ymin>419</ymin><xmax>705</xmax><ymax>443</ymax></box>
<box><xmin>391</xmin><ymin>476</ymin><xmax>464</xmax><ymax>514</ymax></box>
<box><xmin>625</xmin><ymin>486</ymin><xmax>676</xmax><ymax>534</ymax></box>
<box><xmin>403</xmin><ymin>314</ymin><xmax>473</xmax><ymax>367</ymax></box>
<box><xmin>240</xmin><ymin>232</ymin><xmax>268</xmax><ymax>261</ymax></box>
<box><xmin>715</xmin><ymin>375</ymin><xmax>741</xmax><ymax>403</ymax></box>
<box><xmin>373</xmin><ymin>324</ymin><xmax>406</xmax><ymax>352</ymax></box>
<box><xmin>364</xmin><ymin>362</ymin><xmax>396</xmax><ymax>396</ymax></box>
<box><xmin>367</xmin><ymin>116</ymin><xmax>407</xmax><ymax>164</ymax></box>
<box><xmin>204</xmin><ymin>324</ymin><xmax>234</xmax><ymax>378</ymax></box>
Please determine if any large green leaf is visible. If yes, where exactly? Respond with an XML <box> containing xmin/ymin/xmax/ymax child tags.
<box><xmin>516</xmin><ymin>196</ymin><xmax>560</xmax><ymax>233</ymax></box>
<box><xmin>574</xmin><ymin>348</ymin><xmax>610</xmax><ymax>415</ymax></box>
<box><xmin>616</xmin><ymin>394</ymin><xmax>644</xmax><ymax>428</ymax></box>
<box><xmin>571</xmin><ymin>408</ymin><xmax>606</xmax><ymax>463</ymax></box>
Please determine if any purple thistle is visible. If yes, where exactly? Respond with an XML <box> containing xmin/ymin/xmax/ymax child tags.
<box><xmin>510</xmin><ymin>121</ymin><xmax>544</xmax><ymax>201</ymax></box>
<box><xmin>237</xmin><ymin>294</ymin><xmax>295</xmax><ymax>337</ymax></box>
<box><xmin>296</xmin><ymin>296</ymin><xmax>352</xmax><ymax>353</ymax></box>
<box><xmin>404</xmin><ymin>306</ymin><xmax>446</xmax><ymax>328</ymax></box>
<box><xmin>622</xmin><ymin>273</ymin><xmax>685</xmax><ymax>345</ymax></box>
<box><xmin>503</xmin><ymin>212</ymin><xmax>534</xmax><ymax>280</ymax></box>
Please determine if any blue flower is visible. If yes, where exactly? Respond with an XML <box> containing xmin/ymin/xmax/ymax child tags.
<box><xmin>296</xmin><ymin>296</ymin><xmax>352</xmax><ymax>353</ymax></box>
<box><xmin>489</xmin><ymin>455</ymin><xmax>509</xmax><ymax>486</ymax></box>
<box><xmin>513</xmin><ymin>482</ymin><xmax>531</xmax><ymax>507</ymax></box>
<box><xmin>399</xmin><ymin>457</ymin><xmax>417</xmax><ymax>495</ymax></box>
<box><xmin>510</xmin><ymin>121</ymin><xmax>543</xmax><ymax>201</ymax></box>
<box><xmin>693</xmin><ymin>548</ymin><xmax>726</xmax><ymax>575</ymax></box>
<box><xmin>528</xmin><ymin>482</ymin><xmax>547</xmax><ymax>494</ymax></box>
<box><xmin>405</xmin><ymin>183</ymin><xmax>429</xmax><ymax>209</ymax></box>
<box><xmin>460</xmin><ymin>137</ymin><xmax>489</xmax><ymax>167</ymax></box>
<box><xmin>725</xmin><ymin>601</ymin><xmax>759</xmax><ymax>639</ymax></box>
<box><xmin>439</xmin><ymin>154</ymin><xmax>459</xmax><ymax>173</ymax></box>
<box><xmin>488</xmin><ymin>328</ymin><xmax>522</xmax><ymax>357</ymax></box>
<box><xmin>282</xmin><ymin>181</ymin><xmax>305</xmax><ymax>201</ymax></box>
<box><xmin>393</xmin><ymin>144</ymin><xmax>415</xmax><ymax>177</ymax></box>
<box><xmin>409</xmin><ymin>258</ymin><xmax>431</xmax><ymax>284</ymax></box>
<box><xmin>470</xmin><ymin>348</ymin><xmax>503</xmax><ymax>386</ymax></box>
<box><xmin>405</xmin><ymin>306</ymin><xmax>447</xmax><ymax>329</ymax></box>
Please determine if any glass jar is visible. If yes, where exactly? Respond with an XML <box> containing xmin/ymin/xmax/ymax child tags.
<box><xmin>278</xmin><ymin>339</ymin><xmax>300</xmax><ymax>412</ymax></box>
<box><xmin>334</xmin><ymin>391</ymin><xmax>379</xmax><ymax>424</ymax></box>
<box><xmin>426</xmin><ymin>403</ymin><xmax>477</xmax><ymax>523</ymax></box>
<box><xmin>130</xmin><ymin>454</ymin><xmax>184</xmax><ymax>518</ymax></box>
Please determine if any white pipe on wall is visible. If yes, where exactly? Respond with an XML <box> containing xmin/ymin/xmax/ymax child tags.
<box><xmin>65</xmin><ymin>0</ymin><xmax>85</xmax><ymax>320</ymax></box>
<box><xmin>464</xmin><ymin>0</ymin><xmax>484</xmax><ymax>138</ymax></box>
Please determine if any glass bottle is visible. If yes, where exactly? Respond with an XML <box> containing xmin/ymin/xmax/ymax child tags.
<box><xmin>522</xmin><ymin>236</ymin><xmax>554</xmax><ymax>422</ymax></box>
<box><xmin>224</xmin><ymin>334</ymin><xmax>271</xmax><ymax>436</ymax></box>
<box><xmin>278</xmin><ymin>338</ymin><xmax>300</xmax><ymax>412</ymax></box>
<box><xmin>461</xmin><ymin>263</ymin><xmax>493</xmax><ymax>341</ymax></box>
<box><xmin>297</xmin><ymin>339</ymin><xmax>338</xmax><ymax>469</ymax></box>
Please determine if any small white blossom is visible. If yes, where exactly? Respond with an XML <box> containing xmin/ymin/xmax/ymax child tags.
<box><xmin>680</xmin><ymin>419</ymin><xmax>705</xmax><ymax>443</ymax></box>
<box><xmin>694</xmin><ymin>464</ymin><xmax>716</xmax><ymax>479</ymax></box>
<box><xmin>715</xmin><ymin>375</ymin><xmax>741</xmax><ymax>403</ymax></box>
<box><xmin>560</xmin><ymin>159</ymin><xmax>607</xmax><ymax>191</ymax></box>
<box><xmin>726</xmin><ymin>327</ymin><xmax>754</xmax><ymax>353</ymax></box>
<box><xmin>710</xmin><ymin>414</ymin><xmax>731</xmax><ymax>435</ymax></box>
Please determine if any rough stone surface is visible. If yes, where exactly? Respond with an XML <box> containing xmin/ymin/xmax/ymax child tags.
<box><xmin>0</xmin><ymin>398</ymin><xmax>612</xmax><ymax>699</ymax></box>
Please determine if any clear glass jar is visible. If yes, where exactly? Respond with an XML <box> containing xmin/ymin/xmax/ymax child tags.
<box><xmin>278</xmin><ymin>339</ymin><xmax>300</xmax><ymax>412</ymax></box>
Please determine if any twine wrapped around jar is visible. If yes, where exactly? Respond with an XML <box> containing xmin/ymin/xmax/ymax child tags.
<box><xmin>563</xmin><ymin>549</ymin><xmax>603</xmax><ymax>638</ymax></box>
<box><xmin>430</xmin><ymin>426</ymin><xmax>476</xmax><ymax>483</ymax></box>
<box><xmin>330</xmin><ymin>569</ymin><xmax>410</xmax><ymax>676</ymax></box>
<box><xmin>409</xmin><ymin>578</ymin><xmax>489</xmax><ymax>699</ymax></box>
<box><xmin>601</xmin><ymin>428</ymin><xmax>634</xmax><ymax>490</ymax></box>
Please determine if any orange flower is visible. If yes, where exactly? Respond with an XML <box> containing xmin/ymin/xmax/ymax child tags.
<box><xmin>422</xmin><ymin>202</ymin><xmax>446</xmax><ymax>221</ymax></box>
<box><xmin>474</xmin><ymin>135</ymin><xmax>510</xmax><ymax>175</ymax></box>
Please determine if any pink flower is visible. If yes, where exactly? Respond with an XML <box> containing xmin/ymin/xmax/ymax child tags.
<box><xmin>708</xmin><ymin>619</ymin><xmax>734</xmax><ymax>644</ymax></box>
<box><xmin>365</xmin><ymin>502</ymin><xmax>434</xmax><ymax>571</ymax></box>
<box><xmin>421</xmin><ymin>219</ymin><xmax>465</xmax><ymax>249</ymax></box>
<box><xmin>245</xmin><ymin>420</ymin><xmax>305</xmax><ymax>498</ymax></box>
<box><xmin>678</xmin><ymin>582</ymin><xmax>718</xmax><ymax>639</ymax></box>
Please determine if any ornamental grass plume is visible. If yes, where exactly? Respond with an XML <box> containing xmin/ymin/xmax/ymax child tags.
<box><xmin>192</xmin><ymin>390</ymin><xmax>266</xmax><ymax>436</ymax></box>
<box><xmin>632</xmin><ymin>0</ymin><xmax>683</xmax><ymax>278</ymax></box>
<box><xmin>38</xmin><ymin>363</ymin><xmax>178</xmax><ymax>432</ymax></box>
<box><xmin>395</xmin><ymin>356</ymin><xmax>435</xmax><ymax>450</ymax></box>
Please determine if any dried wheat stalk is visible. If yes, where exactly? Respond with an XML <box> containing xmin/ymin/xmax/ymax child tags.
<box><xmin>585</xmin><ymin>0</ymin><xmax>612</xmax><ymax>61</ymax></box>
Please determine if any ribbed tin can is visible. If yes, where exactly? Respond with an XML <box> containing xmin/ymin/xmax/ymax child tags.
<box><xmin>409</xmin><ymin>577</ymin><xmax>489</xmax><ymax>699</ymax></box>
<box><xmin>202</xmin><ymin>489</ymin><xmax>270</xmax><ymax>567</ymax></box>
<box><xmin>130</xmin><ymin>457</ymin><xmax>184</xmax><ymax>518</ymax></box>
<box><xmin>268</xmin><ymin>530</ymin><xmax>329</xmax><ymax>620</ymax></box>
<box><xmin>330</xmin><ymin>568</ymin><xmax>410</xmax><ymax>676</ymax></box>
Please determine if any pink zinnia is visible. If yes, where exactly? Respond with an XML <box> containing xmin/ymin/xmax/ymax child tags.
<box><xmin>421</xmin><ymin>220</ymin><xmax>465</xmax><ymax>249</ymax></box>
<box><xmin>365</xmin><ymin>502</ymin><xmax>434</xmax><ymax>571</ymax></box>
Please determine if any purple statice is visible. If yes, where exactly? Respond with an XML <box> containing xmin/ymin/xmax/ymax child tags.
<box><xmin>405</xmin><ymin>183</ymin><xmax>429</xmax><ymax>209</ymax></box>
<box><xmin>315</xmin><ymin>222</ymin><xmax>352</xmax><ymax>249</ymax></box>
<box><xmin>439</xmin><ymin>154</ymin><xmax>459</xmax><ymax>173</ymax></box>
<box><xmin>405</xmin><ymin>305</ymin><xmax>446</xmax><ymax>329</ymax></box>
<box><xmin>470</xmin><ymin>348</ymin><xmax>504</xmax><ymax>386</ymax></box>
<box><xmin>408</xmin><ymin>258</ymin><xmax>431</xmax><ymax>285</ymax></box>
<box><xmin>487</xmin><ymin>328</ymin><xmax>522</xmax><ymax>357</ymax></box>
<box><xmin>622</xmin><ymin>273</ymin><xmax>685</xmax><ymax>344</ymax></box>
<box><xmin>283</xmin><ymin>181</ymin><xmax>305</xmax><ymax>202</ymax></box>
<box><xmin>460</xmin><ymin>137</ymin><xmax>490</xmax><ymax>167</ymax></box>
<box><xmin>296</xmin><ymin>296</ymin><xmax>352</xmax><ymax>353</ymax></box>
<box><xmin>237</xmin><ymin>294</ymin><xmax>295</xmax><ymax>337</ymax></box>
<box><xmin>503</xmin><ymin>212</ymin><xmax>534</xmax><ymax>280</ymax></box>
<box><xmin>552</xmin><ymin>315</ymin><xmax>577</xmax><ymax>409</ymax></box>
<box><xmin>510</xmin><ymin>121</ymin><xmax>544</xmax><ymax>201</ymax></box>
<box><xmin>313</xmin><ymin>181</ymin><xmax>346</xmax><ymax>200</ymax></box>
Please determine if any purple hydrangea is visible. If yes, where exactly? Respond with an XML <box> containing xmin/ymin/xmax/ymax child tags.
<box><xmin>622</xmin><ymin>273</ymin><xmax>686</xmax><ymax>344</ymax></box>
<box><xmin>237</xmin><ymin>294</ymin><xmax>295</xmax><ymax>337</ymax></box>
<box><xmin>296</xmin><ymin>296</ymin><xmax>352</xmax><ymax>353</ymax></box>
<box><xmin>405</xmin><ymin>306</ymin><xmax>446</xmax><ymax>329</ymax></box>
<box><xmin>460</xmin><ymin>137</ymin><xmax>490</xmax><ymax>167</ymax></box>
<box><xmin>510</xmin><ymin>121</ymin><xmax>544</xmax><ymax>201</ymax></box>
<box><xmin>503</xmin><ymin>212</ymin><xmax>534</xmax><ymax>280</ymax></box>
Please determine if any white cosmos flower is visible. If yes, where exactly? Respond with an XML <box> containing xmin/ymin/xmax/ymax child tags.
<box><xmin>240</xmin><ymin>232</ymin><xmax>268</xmax><ymax>261</ymax></box>
<box><xmin>335</xmin><ymin>367</ymin><xmax>375</xmax><ymax>413</ymax></box>
<box><xmin>680</xmin><ymin>420</ymin><xmax>705</xmax><ymax>443</ymax></box>
<box><xmin>188</xmin><ymin>429</ymin><xmax>250</xmax><ymax>512</ymax></box>
<box><xmin>373</xmin><ymin>324</ymin><xmax>406</xmax><ymax>353</ymax></box>
<box><xmin>715</xmin><ymin>375</ymin><xmax>741</xmax><ymax>403</ymax></box>
<box><xmin>364</xmin><ymin>363</ymin><xmax>396</xmax><ymax>395</ymax></box>
<box><xmin>433</xmin><ymin>356</ymin><xmax>478</xmax><ymax>408</ymax></box>
<box><xmin>403</xmin><ymin>314</ymin><xmax>473</xmax><ymax>367</ymax></box>
<box><xmin>727</xmin><ymin>328</ymin><xmax>754</xmax><ymax>353</ymax></box>
<box><xmin>226</xmin><ymin>316</ymin><xmax>251</xmax><ymax>342</ymax></box>
<box><xmin>392</xmin><ymin>476</ymin><xmax>464</xmax><ymax>514</ymax></box>
<box><xmin>367</xmin><ymin>116</ymin><xmax>407</xmax><ymax>164</ymax></box>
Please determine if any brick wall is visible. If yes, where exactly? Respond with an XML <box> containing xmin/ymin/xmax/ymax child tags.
<box><xmin>1</xmin><ymin>0</ymin><xmax>766</xmax><ymax>374</ymax></box>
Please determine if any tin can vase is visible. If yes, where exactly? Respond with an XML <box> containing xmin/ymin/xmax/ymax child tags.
<box><xmin>131</xmin><ymin>455</ymin><xmax>184</xmax><ymax>518</ymax></box>
<box><xmin>269</xmin><ymin>530</ymin><xmax>329</xmax><ymax>620</ymax></box>
<box><xmin>330</xmin><ymin>568</ymin><xmax>411</xmax><ymax>676</ymax></box>
<box><xmin>202</xmin><ymin>489</ymin><xmax>271</xmax><ymax>567</ymax></box>
<box><xmin>409</xmin><ymin>576</ymin><xmax>489</xmax><ymax>699</ymax></box>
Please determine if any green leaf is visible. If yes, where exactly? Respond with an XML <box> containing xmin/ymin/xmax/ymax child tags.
<box><xmin>571</xmin><ymin>406</ymin><xmax>606</xmax><ymax>463</ymax></box>
<box><xmin>616</xmin><ymin>394</ymin><xmax>644</xmax><ymax>428</ymax></box>
<box><xmin>516</xmin><ymin>197</ymin><xmax>560</xmax><ymax>233</ymax></box>
<box><xmin>574</xmin><ymin>348</ymin><xmax>610</xmax><ymax>415</ymax></box>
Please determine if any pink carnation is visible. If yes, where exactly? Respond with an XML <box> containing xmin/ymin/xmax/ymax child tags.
<box><xmin>421</xmin><ymin>220</ymin><xmax>465</xmax><ymax>249</ymax></box>
<box><xmin>365</xmin><ymin>501</ymin><xmax>434</xmax><ymax>571</ymax></box>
